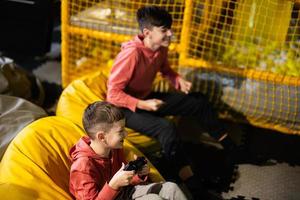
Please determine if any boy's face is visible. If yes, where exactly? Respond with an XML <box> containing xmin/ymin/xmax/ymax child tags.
<box><xmin>104</xmin><ymin>119</ymin><xmax>127</xmax><ymax>149</ymax></box>
<box><xmin>146</xmin><ymin>26</ymin><xmax>172</xmax><ymax>48</ymax></box>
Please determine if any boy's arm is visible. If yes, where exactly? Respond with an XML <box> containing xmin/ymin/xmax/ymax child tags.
<box><xmin>107</xmin><ymin>49</ymin><xmax>139</xmax><ymax>112</ymax></box>
<box><xmin>70</xmin><ymin>170</ymin><xmax>120</xmax><ymax>200</ymax></box>
<box><xmin>160</xmin><ymin>48</ymin><xmax>180</xmax><ymax>90</ymax></box>
<box><xmin>160</xmin><ymin>48</ymin><xmax>192</xmax><ymax>93</ymax></box>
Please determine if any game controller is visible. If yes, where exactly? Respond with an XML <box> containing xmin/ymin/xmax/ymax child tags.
<box><xmin>124</xmin><ymin>156</ymin><xmax>147</xmax><ymax>171</ymax></box>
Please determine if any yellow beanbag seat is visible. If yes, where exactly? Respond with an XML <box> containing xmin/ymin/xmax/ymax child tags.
<box><xmin>56</xmin><ymin>71</ymin><xmax>161</xmax><ymax>153</ymax></box>
<box><xmin>0</xmin><ymin>116</ymin><xmax>164</xmax><ymax>200</ymax></box>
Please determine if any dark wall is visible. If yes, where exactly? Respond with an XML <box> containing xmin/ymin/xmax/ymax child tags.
<box><xmin>0</xmin><ymin>0</ymin><xmax>59</xmax><ymax>56</ymax></box>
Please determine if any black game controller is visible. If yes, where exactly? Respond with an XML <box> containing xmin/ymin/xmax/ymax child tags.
<box><xmin>124</xmin><ymin>156</ymin><xmax>147</xmax><ymax>171</ymax></box>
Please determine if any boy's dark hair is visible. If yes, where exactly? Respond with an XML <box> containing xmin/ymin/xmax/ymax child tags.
<box><xmin>137</xmin><ymin>6</ymin><xmax>172</xmax><ymax>32</ymax></box>
<box><xmin>82</xmin><ymin>101</ymin><xmax>124</xmax><ymax>138</ymax></box>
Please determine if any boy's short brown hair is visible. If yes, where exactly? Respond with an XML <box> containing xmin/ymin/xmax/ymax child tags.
<box><xmin>137</xmin><ymin>6</ymin><xmax>172</xmax><ymax>32</ymax></box>
<box><xmin>82</xmin><ymin>101</ymin><xmax>124</xmax><ymax>138</ymax></box>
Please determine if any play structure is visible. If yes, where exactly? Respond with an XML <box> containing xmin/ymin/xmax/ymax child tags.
<box><xmin>61</xmin><ymin>0</ymin><xmax>300</xmax><ymax>134</ymax></box>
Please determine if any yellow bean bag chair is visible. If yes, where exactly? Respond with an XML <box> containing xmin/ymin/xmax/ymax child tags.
<box><xmin>0</xmin><ymin>116</ymin><xmax>164</xmax><ymax>200</ymax></box>
<box><xmin>56</xmin><ymin>71</ymin><xmax>162</xmax><ymax>153</ymax></box>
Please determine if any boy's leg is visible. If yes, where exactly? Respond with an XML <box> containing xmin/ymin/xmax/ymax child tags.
<box><xmin>153</xmin><ymin>92</ymin><xmax>246</xmax><ymax>165</ymax></box>
<box><xmin>121</xmin><ymin>108</ymin><xmax>189</xmax><ymax>170</ymax></box>
<box><xmin>122</xmin><ymin>92</ymin><xmax>228</xmax><ymax>154</ymax></box>
<box><xmin>158</xmin><ymin>182</ymin><xmax>188</xmax><ymax>200</ymax></box>
<box><xmin>122</xmin><ymin>100</ymin><xmax>225</xmax><ymax>199</ymax></box>
<box><xmin>150</xmin><ymin>92</ymin><xmax>227</xmax><ymax>141</ymax></box>
<box><xmin>134</xmin><ymin>194</ymin><xmax>162</xmax><ymax>200</ymax></box>
<box><xmin>131</xmin><ymin>183</ymin><xmax>163</xmax><ymax>200</ymax></box>
<box><xmin>132</xmin><ymin>182</ymin><xmax>187</xmax><ymax>200</ymax></box>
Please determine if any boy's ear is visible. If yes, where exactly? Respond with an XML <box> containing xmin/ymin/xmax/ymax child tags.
<box><xmin>95</xmin><ymin>131</ymin><xmax>105</xmax><ymax>141</ymax></box>
<box><xmin>142</xmin><ymin>28</ymin><xmax>151</xmax><ymax>36</ymax></box>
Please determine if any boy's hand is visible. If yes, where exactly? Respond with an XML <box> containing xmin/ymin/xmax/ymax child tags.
<box><xmin>137</xmin><ymin>164</ymin><xmax>150</xmax><ymax>177</ymax></box>
<box><xmin>133</xmin><ymin>154</ymin><xmax>150</xmax><ymax>177</ymax></box>
<box><xmin>109</xmin><ymin>163</ymin><xmax>135</xmax><ymax>190</ymax></box>
<box><xmin>178</xmin><ymin>77</ymin><xmax>192</xmax><ymax>94</ymax></box>
<box><xmin>137</xmin><ymin>99</ymin><xmax>164</xmax><ymax>111</ymax></box>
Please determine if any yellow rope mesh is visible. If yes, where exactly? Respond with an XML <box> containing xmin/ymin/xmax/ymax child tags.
<box><xmin>62</xmin><ymin>0</ymin><xmax>300</xmax><ymax>134</ymax></box>
<box><xmin>62</xmin><ymin>0</ymin><xmax>183</xmax><ymax>85</ymax></box>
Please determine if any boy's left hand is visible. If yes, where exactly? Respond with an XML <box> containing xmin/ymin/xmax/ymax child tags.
<box><xmin>133</xmin><ymin>154</ymin><xmax>150</xmax><ymax>176</ymax></box>
<box><xmin>137</xmin><ymin>164</ymin><xmax>150</xmax><ymax>177</ymax></box>
<box><xmin>178</xmin><ymin>77</ymin><xmax>192</xmax><ymax>94</ymax></box>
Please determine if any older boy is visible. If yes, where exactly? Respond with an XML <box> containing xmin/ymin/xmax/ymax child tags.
<box><xmin>107</xmin><ymin>5</ymin><xmax>236</xmax><ymax>199</ymax></box>
<box><xmin>69</xmin><ymin>101</ymin><xmax>187</xmax><ymax>200</ymax></box>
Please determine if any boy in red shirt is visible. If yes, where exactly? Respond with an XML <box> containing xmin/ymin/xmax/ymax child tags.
<box><xmin>107</xmin><ymin>5</ymin><xmax>236</xmax><ymax>199</ymax></box>
<box><xmin>69</xmin><ymin>101</ymin><xmax>187</xmax><ymax>200</ymax></box>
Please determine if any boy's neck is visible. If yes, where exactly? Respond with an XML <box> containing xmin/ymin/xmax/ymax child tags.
<box><xmin>90</xmin><ymin>140</ymin><xmax>111</xmax><ymax>158</ymax></box>
<box><xmin>143</xmin><ymin>36</ymin><xmax>160</xmax><ymax>51</ymax></box>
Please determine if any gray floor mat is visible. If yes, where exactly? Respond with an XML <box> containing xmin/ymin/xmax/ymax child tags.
<box><xmin>222</xmin><ymin>163</ymin><xmax>300</xmax><ymax>200</ymax></box>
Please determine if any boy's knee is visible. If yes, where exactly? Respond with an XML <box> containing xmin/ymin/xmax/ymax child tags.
<box><xmin>163</xmin><ymin>181</ymin><xmax>180</xmax><ymax>190</ymax></box>
<box><xmin>160</xmin><ymin>182</ymin><xmax>187</xmax><ymax>199</ymax></box>
<box><xmin>159</xmin><ymin>119</ymin><xmax>175</xmax><ymax>131</ymax></box>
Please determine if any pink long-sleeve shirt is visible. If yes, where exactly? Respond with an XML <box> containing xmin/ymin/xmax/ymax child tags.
<box><xmin>107</xmin><ymin>35</ymin><xmax>180</xmax><ymax>112</ymax></box>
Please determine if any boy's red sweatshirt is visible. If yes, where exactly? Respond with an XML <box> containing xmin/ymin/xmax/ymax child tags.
<box><xmin>107</xmin><ymin>34</ymin><xmax>180</xmax><ymax>112</ymax></box>
<box><xmin>69</xmin><ymin>136</ymin><xmax>146</xmax><ymax>200</ymax></box>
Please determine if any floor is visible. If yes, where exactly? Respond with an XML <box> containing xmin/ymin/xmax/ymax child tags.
<box><xmin>2</xmin><ymin>24</ymin><xmax>300</xmax><ymax>200</ymax></box>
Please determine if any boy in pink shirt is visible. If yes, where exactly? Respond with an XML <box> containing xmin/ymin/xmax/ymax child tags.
<box><xmin>107</xmin><ymin>6</ymin><xmax>236</xmax><ymax>199</ymax></box>
<box><xmin>69</xmin><ymin>101</ymin><xmax>187</xmax><ymax>200</ymax></box>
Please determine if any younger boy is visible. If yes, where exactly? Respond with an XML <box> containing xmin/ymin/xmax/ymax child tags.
<box><xmin>69</xmin><ymin>101</ymin><xmax>187</xmax><ymax>200</ymax></box>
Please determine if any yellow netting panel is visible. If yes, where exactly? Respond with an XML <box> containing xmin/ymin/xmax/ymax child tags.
<box><xmin>62</xmin><ymin>0</ymin><xmax>183</xmax><ymax>85</ymax></box>
<box><xmin>62</xmin><ymin>0</ymin><xmax>300</xmax><ymax>134</ymax></box>
<box><xmin>180</xmin><ymin>0</ymin><xmax>300</xmax><ymax>76</ymax></box>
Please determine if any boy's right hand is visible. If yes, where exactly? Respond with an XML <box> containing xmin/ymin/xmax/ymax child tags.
<box><xmin>137</xmin><ymin>99</ymin><xmax>164</xmax><ymax>111</ymax></box>
<box><xmin>109</xmin><ymin>163</ymin><xmax>135</xmax><ymax>190</ymax></box>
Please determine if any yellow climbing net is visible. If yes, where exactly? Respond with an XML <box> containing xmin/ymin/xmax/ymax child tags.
<box><xmin>62</xmin><ymin>0</ymin><xmax>300</xmax><ymax>134</ymax></box>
